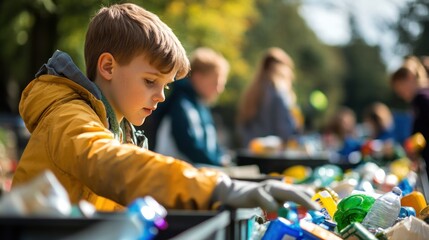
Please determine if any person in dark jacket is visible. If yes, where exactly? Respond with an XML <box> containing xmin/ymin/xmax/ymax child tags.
<box><xmin>153</xmin><ymin>47</ymin><xmax>230</xmax><ymax>166</ymax></box>
<box><xmin>391</xmin><ymin>56</ymin><xmax>429</xmax><ymax>179</ymax></box>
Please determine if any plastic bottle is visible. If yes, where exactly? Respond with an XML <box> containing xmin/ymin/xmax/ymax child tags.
<box><xmin>333</xmin><ymin>193</ymin><xmax>375</xmax><ymax>232</ymax></box>
<box><xmin>67</xmin><ymin>196</ymin><xmax>167</xmax><ymax>240</ymax></box>
<box><xmin>126</xmin><ymin>196</ymin><xmax>168</xmax><ymax>240</ymax></box>
<box><xmin>312</xmin><ymin>164</ymin><xmax>343</xmax><ymax>187</ymax></box>
<box><xmin>418</xmin><ymin>205</ymin><xmax>429</xmax><ymax>223</ymax></box>
<box><xmin>0</xmin><ymin>170</ymin><xmax>71</xmax><ymax>216</ymax></box>
<box><xmin>397</xmin><ymin>178</ymin><xmax>413</xmax><ymax>195</ymax></box>
<box><xmin>361</xmin><ymin>187</ymin><xmax>402</xmax><ymax>232</ymax></box>
<box><xmin>401</xmin><ymin>191</ymin><xmax>427</xmax><ymax>214</ymax></box>
<box><xmin>311</xmin><ymin>190</ymin><xmax>337</xmax><ymax>220</ymax></box>
<box><xmin>261</xmin><ymin>217</ymin><xmax>302</xmax><ymax>240</ymax></box>
<box><xmin>398</xmin><ymin>206</ymin><xmax>416</xmax><ymax>218</ymax></box>
<box><xmin>404</xmin><ymin>132</ymin><xmax>426</xmax><ymax>154</ymax></box>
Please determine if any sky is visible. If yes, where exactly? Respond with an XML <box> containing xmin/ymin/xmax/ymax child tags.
<box><xmin>298</xmin><ymin>0</ymin><xmax>410</xmax><ymax>71</ymax></box>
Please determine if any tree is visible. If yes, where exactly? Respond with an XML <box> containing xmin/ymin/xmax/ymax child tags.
<box><xmin>395</xmin><ymin>0</ymin><xmax>429</xmax><ymax>56</ymax></box>
<box><xmin>341</xmin><ymin>38</ymin><xmax>390</xmax><ymax>119</ymax></box>
<box><xmin>339</xmin><ymin>14</ymin><xmax>391</xmax><ymax>120</ymax></box>
<box><xmin>0</xmin><ymin>0</ymin><xmax>106</xmax><ymax>113</ymax></box>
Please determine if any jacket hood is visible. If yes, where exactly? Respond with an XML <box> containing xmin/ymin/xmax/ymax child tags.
<box><xmin>19</xmin><ymin>50</ymin><xmax>102</xmax><ymax>133</ymax></box>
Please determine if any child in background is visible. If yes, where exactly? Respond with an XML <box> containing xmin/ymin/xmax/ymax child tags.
<box><xmin>12</xmin><ymin>3</ymin><xmax>318</xmax><ymax>212</ymax></box>
<box><xmin>324</xmin><ymin>107</ymin><xmax>362</xmax><ymax>158</ymax></box>
<box><xmin>153</xmin><ymin>47</ymin><xmax>230</xmax><ymax>167</ymax></box>
<box><xmin>362</xmin><ymin>102</ymin><xmax>395</xmax><ymax>141</ymax></box>
<box><xmin>236</xmin><ymin>47</ymin><xmax>301</xmax><ymax>148</ymax></box>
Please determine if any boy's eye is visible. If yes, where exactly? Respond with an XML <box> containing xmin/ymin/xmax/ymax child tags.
<box><xmin>145</xmin><ymin>79</ymin><xmax>155</xmax><ymax>85</ymax></box>
<box><xmin>164</xmin><ymin>83</ymin><xmax>171</xmax><ymax>90</ymax></box>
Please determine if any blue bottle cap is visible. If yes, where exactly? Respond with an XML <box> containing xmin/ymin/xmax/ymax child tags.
<box><xmin>399</xmin><ymin>206</ymin><xmax>416</xmax><ymax>218</ymax></box>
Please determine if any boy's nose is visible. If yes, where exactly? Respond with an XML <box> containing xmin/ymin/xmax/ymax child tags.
<box><xmin>153</xmin><ymin>89</ymin><xmax>166</xmax><ymax>103</ymax></box>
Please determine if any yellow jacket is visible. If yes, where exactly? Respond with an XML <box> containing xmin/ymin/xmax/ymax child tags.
<box><xmin>13</xmin><ymin>64</ymin><xmax>220</xmax><ymax>211</ymax></box>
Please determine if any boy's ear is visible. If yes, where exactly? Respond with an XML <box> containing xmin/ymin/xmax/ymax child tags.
<box><xmin>98</xmin><ymin>52</ymin><xmax>115</xmax><ymax>80</ymax></box>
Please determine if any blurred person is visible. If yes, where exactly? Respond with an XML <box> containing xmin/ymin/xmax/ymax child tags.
<box><xmin>391</xmin><ymin>56</ymin><xmax>429</xmax><ymax>174</ymax></box>
<box><xmin>362</xmin><ymin>102</ymin><xmax>395</xmax><ymax>141</ymax></box>
<box><xmin>153</xmin><ymin>47</ymin><xmax>230</xmax><ymax>167</ymax></box>
<box><xmin>236</xmin><ymin>47</ymin><xmax>302</xmax><ymax>148</ymax></box>
<box><xmin>12</xmin><ymin>3</ymin><xmax>319</xmax><ymax>213</ymax></box>
<box><xmin>325</xmin><ymin>107</ymin><xmax>362</xmax><ymax>158</ymax></box>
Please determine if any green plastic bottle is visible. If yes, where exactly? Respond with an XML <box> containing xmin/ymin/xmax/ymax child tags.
<box><xmin>333</xmin><ymin>194</ymin><xmax>375</xmax><ymax>232</ymax></box>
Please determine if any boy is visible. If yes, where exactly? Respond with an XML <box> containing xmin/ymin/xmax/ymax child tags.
<box><xmin>152</xmin><ymin>47</ymin><xmax>230</xmax><ymax>166</ymax></box>
<box><xmin>12</xmin><ymin>3</ymin><xmax>318</xmax><ymax>212</ymax></box>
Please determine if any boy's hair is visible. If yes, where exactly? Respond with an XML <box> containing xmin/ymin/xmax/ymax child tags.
<box><xmin>189</xmin><ymin>47</ymin><xmax>229</xmax><ymax>75</ymax></box>
<box><xmin>85</xmin><ymin>3</ymin><xmax>190</xmax><ymax>81</ymax></box>
<box><xmin>391</xmin><ymin>56</ymin><xmax>428</xmax><ymax>88</ymax></box>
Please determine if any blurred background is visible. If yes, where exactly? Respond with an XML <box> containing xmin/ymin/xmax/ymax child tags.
<box><xmin>0</xmin><ymin>0</ymin><xmax>427</xmax><ymax>151</ymax></box>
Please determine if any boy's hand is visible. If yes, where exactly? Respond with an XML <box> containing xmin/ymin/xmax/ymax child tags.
<box><xmin>212</xmin><ymin>174</ymin><xmax>320</xmax><ymax>212</ymax></box>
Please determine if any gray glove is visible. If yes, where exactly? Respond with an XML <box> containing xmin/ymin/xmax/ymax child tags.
<box><xmin>211</xmin><ymin>174</ymin><xmax>320</xmax><ymax>212</ymax></box>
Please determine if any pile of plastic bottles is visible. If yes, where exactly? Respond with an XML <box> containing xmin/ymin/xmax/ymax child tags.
<box><xmin>255</xmin><ymin>159</ymin><xmax>429</xmax><ymax>240</ymax></box>
<box><xmin>255</xmin><ymin>162</ymin><xmax>429</xmax><ymax>239</ymax></box>
<box><xmin>254</xmin><ymin>133</ymin><xmax>429</xmax><ymax>240</ymax></box>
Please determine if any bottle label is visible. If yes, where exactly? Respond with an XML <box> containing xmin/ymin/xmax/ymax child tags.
<box><xmin>314</xmin><ymin>197</ymin><xmax>332</xmax><ymax>220</ymax></box>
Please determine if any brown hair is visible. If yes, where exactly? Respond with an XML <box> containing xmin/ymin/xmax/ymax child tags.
<box><xmin>363</xmin><ymin>102</ymin><xmax>393</xmax><ymax>137</ymax></box>
<box><xmin>84</xmin><ymin>3</ymin><xmax>190</xmax><ymax>81</ymax></box>
<box><xmin>391</xmin><ymin>56</ymin><xmax>428</xmax><ymax>88</ymax></box>
<box><xmin>328</xmin><ymin>107</ymin><xmax>356</xmax><ymax>140</ymax></box>
<box><xmin>189</xmin><ymin>47</ymin><xmax>229</xmax><ymax>75</ymax></box>
<box><xmin>237</xmin><ymin>47</ymin><xmax>295</xmax><ymax>124</ymax></box>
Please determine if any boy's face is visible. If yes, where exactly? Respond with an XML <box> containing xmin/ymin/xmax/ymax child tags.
<box><xmin>107</xmin><ymin>54</ymin><xmax>175</xmax><ymax>126</ymax></box>
<box><xmin>192</xmin><ymin>69</ymin><xmax>227</xmax><ymax>104</ymax></box>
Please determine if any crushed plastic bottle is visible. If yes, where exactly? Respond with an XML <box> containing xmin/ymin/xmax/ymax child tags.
<box><xmin>361</xmin><ymin>187</ymin><xmax>402</xmax><ymax>233</ymax></box>
<box><xmin>0</xmin><ymin>170</ymin><xmax>71</xmax><ymax>216</ymax></box>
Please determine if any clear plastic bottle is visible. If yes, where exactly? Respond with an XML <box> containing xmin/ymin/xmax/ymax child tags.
<box><xmin>361</xmin><ymin>187</ymin><xmax>402</xmax><ymax>232</ymax></box>
<box><xmin>0</xmin><ymin>170</ymin><xmax>71</xmax><ymax>216</ymax></box>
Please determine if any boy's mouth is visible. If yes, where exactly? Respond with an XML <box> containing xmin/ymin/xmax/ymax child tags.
<box><xmin>143</xmin><ymin>107</ymin><xmax>155</xmax><ymax>115</ymax></box>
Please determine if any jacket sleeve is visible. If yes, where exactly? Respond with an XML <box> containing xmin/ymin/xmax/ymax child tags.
<box><xmin>47</xmin><ymin>102</ymin><xmax>220</xmax><ymax>210</ymax></box>
<box><xmin>168</xmin><ymin>98</ymin><xmax>223</xmax><ymax>166</ymax></box>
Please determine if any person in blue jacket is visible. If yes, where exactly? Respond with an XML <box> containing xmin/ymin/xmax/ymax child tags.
<box><xmin>152</xmin><ymin>47</ymin><xmax>230</xmax><ymax>166</ymax></box>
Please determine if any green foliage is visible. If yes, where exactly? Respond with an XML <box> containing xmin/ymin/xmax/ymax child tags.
<box><xmin>159</xmin><ymin>0</ymin><xmax>257</xmax><ymax>86</ymax></box>
<box><xmin>342</xmin><ymin>38</ymin><xmax>390</xmax><ymax>120</ymax></box>
<box><xmin>395</xmin><ymin>0</ymin><xmax>429</xmax><ymax>56</ymax></box>
<box><xmin>0</xmin><ymin>0</ymin><xmax>397</xmax><ymax>141</ymax></box>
